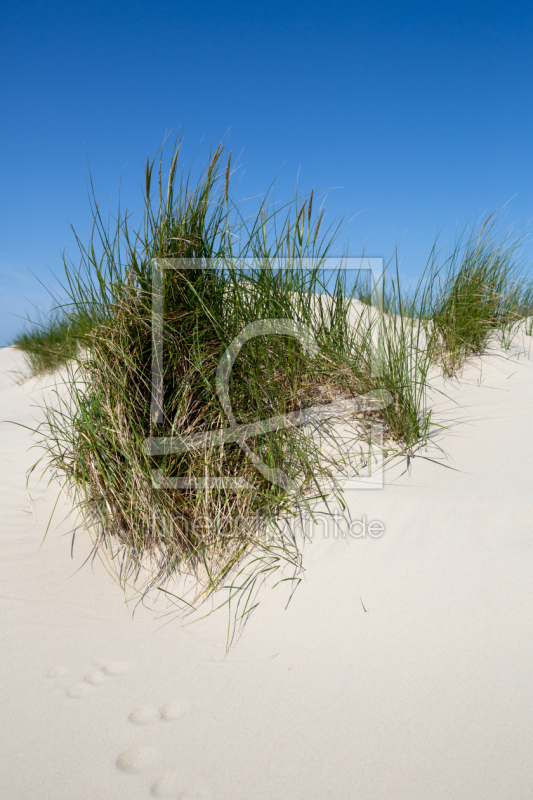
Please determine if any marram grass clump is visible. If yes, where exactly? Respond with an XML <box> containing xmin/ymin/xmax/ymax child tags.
<box><xmin>430</xmin><ymin>213</ymin><xmax>531</xmax><ymax>376</ymax></box>
<box><xmin>13</xmin><ymin>309</ymin><xmax>95</xmax><ymax>377</ymax></box>
<box><xmin>27</xmin><ymin>140</ymin><xmax>425</xmax><ymax>621</ymax></box>
<box><xmin>18</xmin><ymin>140</ymin><xmax>532</xmax><ymax>627</ymax></box>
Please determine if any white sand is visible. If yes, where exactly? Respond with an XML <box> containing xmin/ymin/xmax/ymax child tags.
<box><xmin>1</xmin><ymin>338</ymin><xmax>533</xmax><ymax>799</ymax></box>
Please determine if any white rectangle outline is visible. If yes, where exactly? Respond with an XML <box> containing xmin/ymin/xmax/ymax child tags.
<box><xmin>146</xmin><ymin>257</ymin><xmax>386</xmax><ymax>491</ymax></box>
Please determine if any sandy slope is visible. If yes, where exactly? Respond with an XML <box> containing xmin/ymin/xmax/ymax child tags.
<box><xmin>1</xmin><ymin>338</ymin><xmax>533</xmax><ymax>800</ymax></box>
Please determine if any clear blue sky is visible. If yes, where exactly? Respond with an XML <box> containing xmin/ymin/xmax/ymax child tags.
<box><xmin>1</xmin><ymin>0</ymin><xmax>532</xmax><ymax>344</ymax></box>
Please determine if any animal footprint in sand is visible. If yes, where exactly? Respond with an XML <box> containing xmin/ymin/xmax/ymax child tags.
<box><xmin>84</xmin><ymin>670</ymin><xmax>107</xmax><ymax>685</ymax></box>
<box><xmin>116</xmin><ymin>745</ymin><xmax>160</xmax><ymax>774</ymax></box>
<box><xmin>128</xmin><ymin>705</ymin><xmax>162</xmax><ymax>725</ymax></box>
<box><xmin>128</xmin><ymin>699</ymin><xmax>188</xmax><ymax>726</ymax></box>
<box><xmin>45</xmin><ymin>665</ymin><xmax>91</xmax><ymax>698</ymax></box>
<box><xmin>120</xmin><ymin>699</ymin><xmax>193</xmax><ymax>795</ymax></box>
<box><xmin>102</xmin><ymin>661</ymin><xmax>130</xmax><ymax>676</ymax></box>
<box><xmin>149</xmin><ymin>771</ymin><xmax>179</xmax><ymax>797</ymax></box>
<box><xmin>53</xmin><ymin>660</ymin><xmax>131</xmax><ymax>698</ymax></box>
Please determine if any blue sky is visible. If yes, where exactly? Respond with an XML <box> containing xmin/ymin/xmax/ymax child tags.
<box><xmin>1</xmin><ymin>0</ymin><xmax>532</xmax><ymax>344</ymax></box>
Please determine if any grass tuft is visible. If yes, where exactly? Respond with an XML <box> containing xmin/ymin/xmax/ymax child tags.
<box><xmin>14</xmin><ymin>141</ymin><xmax>533</xmax><ymax>631</ymax></box>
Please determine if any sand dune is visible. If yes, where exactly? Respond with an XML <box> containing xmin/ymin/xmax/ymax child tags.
<box><xmin>1</xmin><ymin>336</ymin><xmax>533</xmax><ymax>800</ymax></box>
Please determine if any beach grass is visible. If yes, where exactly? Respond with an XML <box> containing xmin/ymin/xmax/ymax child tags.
<box><xmin>429</xmin><ymin>215</ymin><xmax>531</xmax><ymax>374</ymax></box>
<box><xmin>20</xmin><ymin>142</ymin><xmax>391</xmax><ymax>616</ymax></box>
<box><xmin>12</xmin><ymin>309</ymin><xmax>95</xmax><ymax>376</ymax></box>
<box><xmin>14</xmin><ymin>139</ymin><xmax>533</xmax><ymax>626</ymax></box>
